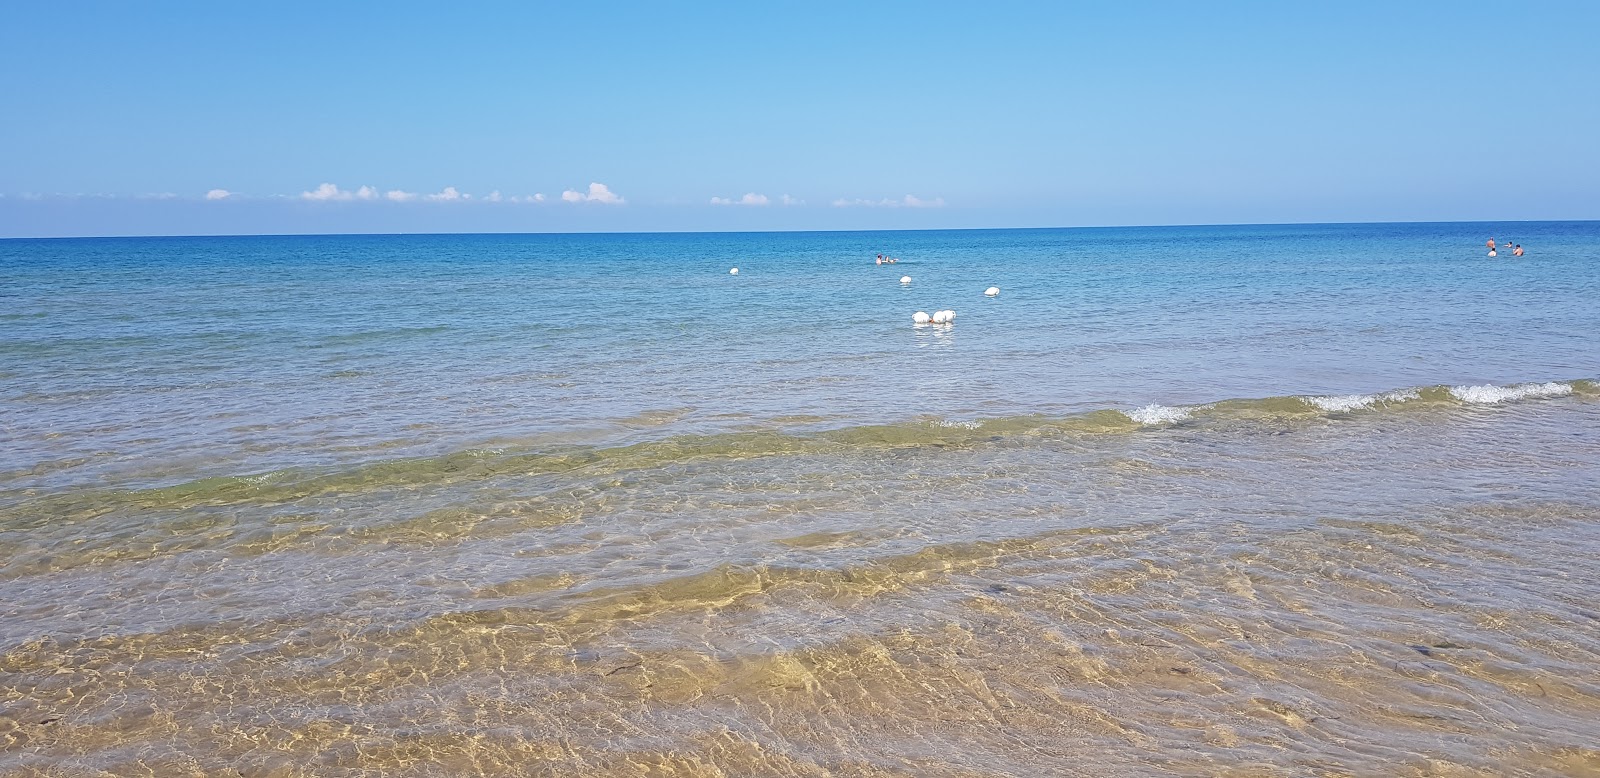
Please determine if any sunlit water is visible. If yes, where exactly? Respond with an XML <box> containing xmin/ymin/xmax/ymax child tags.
<box><xmin>2</xmin><ymin>223</ymin><xmax>1598</xmax><ymax>776</ymax></box>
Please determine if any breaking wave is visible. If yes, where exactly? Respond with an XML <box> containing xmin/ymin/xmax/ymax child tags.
<box><xmin>1125</xmin><ymin>404</ymin><xmax>1191</xmax><ymax>426</ymax></box>
<box><xmin>3</xmin><ymin>378</ymin><xmax>1593</xmax><ymax>517</ymax></box>
<box><xmin>1449</xmin><ymin>381</ymin><xmax>1574</xmax><ymax>404</ymax></box>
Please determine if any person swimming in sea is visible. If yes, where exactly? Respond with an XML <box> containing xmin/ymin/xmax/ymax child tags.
<box><xmin>1487</xmin><ymin>237</ymin><xmax>1497</xmax><ymax>252</ymax></box>
<box><xmin>1513</xmin><ymin>244</ymin><xmax>1524</xmax><ymax>257</ymax></box>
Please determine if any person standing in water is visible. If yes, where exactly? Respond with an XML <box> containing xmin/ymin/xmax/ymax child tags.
<box><xmin>1487</xmin><ymin>237</ymin><xmax>1497</xmax><ymax>252</ymax></box>
<box><xmin>1513</xmin><ymin>244</ymin><xmax>1524</xmax><ymax>257</ymax></box>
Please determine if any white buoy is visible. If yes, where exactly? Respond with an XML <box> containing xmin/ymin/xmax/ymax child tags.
<box><xmin>984</xmin><ymin>286</ymin><xmax>999</xmax><ymax>296</ymax></box>
<box><xmin>901</xmin><ymin>276</ymin><xmax>912</xmax><ymax>284</ymax></box>
<box><xmin>931</xmin><ymin>310</ymin><xmax>954</xmax><ymax>324</ymax></box>
<box><xmin>730</xmin><ymin>267</ymin><xmax>739</xmax><ymax>275</ymax></box>
<box><xmin>912</xmin><ymin>311</ymin><xmax>930</xmax><ymax>324</ymax></box>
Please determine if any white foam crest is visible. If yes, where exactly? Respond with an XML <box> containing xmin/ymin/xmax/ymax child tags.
<box><xmin>935</xmin><ymin>419</ymin><xmax>983</xmax><ymax>430</ymax></box>
<box><xmin>1125</xmin><ymin>404</ymin><xmax>1190</xmax><ymax>426</ymax></box>
<box><xmin>1380</xmin><ymin>388</ymin><xmax>1421</xmax><ymax>403</ymax></box>
<box><xmin>1307</xmin><ymin>394</ymin><xmax>1371</xmax><ymax>413</ymax></box>
<box><xmin>1450</xmin><ymin>382</ymin><xmax>1573</xmax><ymax>404</ymax></box>
<box><xmin>1308</xmin><ymin>388</ymin><xmax>1421</xmax><ymax>413</ymax></box>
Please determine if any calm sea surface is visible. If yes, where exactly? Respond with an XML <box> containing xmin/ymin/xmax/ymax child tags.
<box><xmin>2</xmin><ymin>223</ymin><xmax>1598</xmax><ymax>776</ymax></box>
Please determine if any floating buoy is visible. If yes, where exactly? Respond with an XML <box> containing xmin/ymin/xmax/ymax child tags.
<box><xmin>912</xmin><ymin>311</ymin><xmax>930</xmax><ymax>324</ymax></box>
<box><xmin>984</xmin><ymin>287</ymin><xmax>999</xmax><ymax>296</ymax></box>
<box><xmin>900</xmin><ymin>276</ymin><xmax>912</xmax><ymax>284</ymax></box>
<box><xmin>730</xmin><ymin>267</ymin><xmax>739</xmax><ymax>275</ymax></box>
<box><xmin>931</xmin><ymin>309</ymin><xmax>955</xmax><ymax>324</ymax></box>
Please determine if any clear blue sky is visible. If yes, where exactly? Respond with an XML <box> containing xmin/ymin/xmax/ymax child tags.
<box><xmin>3</xmin><ymin>1</ymin><xmax>1597</xmax><ymax>237</ymax></box>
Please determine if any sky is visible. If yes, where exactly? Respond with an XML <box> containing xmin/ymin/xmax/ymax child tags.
<box><xmin>2</xmin><ymin>1</ymin><xmax>1597</xmax><ymax>237</ymax></box>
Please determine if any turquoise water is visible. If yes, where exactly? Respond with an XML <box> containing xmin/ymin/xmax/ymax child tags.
<box><xmin>2</xmin><ymin>223</ymin><xmax>1599</xmax><ymax>776</ymax></box>
<box><xmin>4</xmin><ymin>222</ymin><xmax>1596</xmax><ymax>490</ymax></box>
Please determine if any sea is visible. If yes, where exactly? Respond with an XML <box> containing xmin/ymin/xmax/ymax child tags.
<box><xmin>2</xmin><ymin>222</ymin><xmax>1597</xmax><ymax>776</ymax></box>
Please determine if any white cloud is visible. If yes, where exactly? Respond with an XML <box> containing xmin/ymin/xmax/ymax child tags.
<box><xmin>534</xmin><ymin>193</ymin><xmax>546</xmax><ymax>202</ymax></box>
<box><xmin>302</xmin><ymin>183</ymin><xmax>354</xmax><ymax>201</ymax></box>
<box><xmin>509</xmin><ymin>193</ymin><xmax>546</xmax><ymax>204</ymax></box>
<box><xmin>426</xmin><ymin>186</ymin><xmax>465</xmax><ymax>202</ymax></box>
<box><xmin>561</xmin><ymin>182</ymin><xmax>624</xmax><ymax>204</ymax></box>
<box><xmin>300</xmin><ymin>183</ymin><xmax>379</xmax><ymax>201</ymax></box>
<box><xmin>711</xmin><ymin>192</ymin><xmax>772</xmax><ymax>206</ymax></box>
<box><xmin>137</xmin><ymin>192</ymin><xmax>178</xmax><ymax>200</ymax></box>
<box><xmin>205</xmin><ymin>189</ymin><xmax>232</xmax><ymax>201</ymax></box>
<box><xmin>832</xmin><ymin>194</ymin><xmax>946</xmax><ymax>208</ymax></box>
<box><xmin>484</xmin><ymin>190</ymin><xmax>502</xmax><ymax>202</ymax></box>
<box><xmin>780</xmin><ymin>194</ymin><xmax>803</xmax><ymax>206</ymax></box>
<box><xmin>386</xmin><ymin>189</ymin><xmax>417</xmax><ymax>202</ymax></box>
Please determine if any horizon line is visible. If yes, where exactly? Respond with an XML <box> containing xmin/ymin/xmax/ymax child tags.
<box><xmin>1</xmin><ymin>217</ymin><xmax>1590</xmax><ymax>242</ymax></box>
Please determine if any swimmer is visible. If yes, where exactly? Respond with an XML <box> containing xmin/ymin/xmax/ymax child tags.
<box><xmin>1487</xmin><ymin>237</ymin><xmax>1496</xmax><ymax>251</ymax></box>
<box><xmin>1489</xmin><ymin>248</ymin><xmax>1498</xmax><ymax>257</ymax></box>
<box><xmin>1513</xmin><ymin>244</ymin><xmax>1524</xmax><ymax>257</ymax></box>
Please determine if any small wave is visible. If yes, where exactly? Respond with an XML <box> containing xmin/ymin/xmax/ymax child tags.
<box><xmin>10</xmin><ymin>377</ymin><xmax>1591</xmax><ymax>517</ymax></box>
<box><xmin>1306</xmin><ymin>388</ymin><xmax>1420</xmax><ymax>413</ymax></box>
<box><xmin>1125</xmin><ymin>405</ymin><xmax>1191</xmax><ymax>426</ymax></box>
<box><xmin>1306</xmin><ymin>394</ymin><xmax>1370</xmax><ymax>413</ymax></box>
<box><xmin>1449</xmin><ymin>382</ymin><xmax>1573</xmax><ymax>405</ymax></box>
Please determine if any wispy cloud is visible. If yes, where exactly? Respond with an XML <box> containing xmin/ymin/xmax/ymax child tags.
<box><xmin>300</xmin><ymin>183</ymin><xmax>544</xmax><ymax>204</ymax></box>
<box><xmin>561</xmin><ymin>182</ymin><xmax>624</xmax><ymax>204</ymax></box>
<box><xmin>831</xmin><ymin>194</ymin><xmax>946</xmax><ymax>208</ymax></box>
<box><xmin>205</xmin><ymin>189</ymin><xmax>232</xmax><ymax>201</ymax></box>
<box><xmin>780</xmin><ymin>194</ymin><xmax>803</xmax><ymax>206</ymax></box>
<box><xmin>137</xmin><ymin>192</ymin><xmax>179</xmax><ymax>200</ymax></box>
<box><xmin>711</xmin><ymin>192</ymin><xmax>770</xmax><ymax>206</ymax></box>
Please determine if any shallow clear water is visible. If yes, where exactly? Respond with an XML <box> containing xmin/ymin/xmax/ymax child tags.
<box><xmin>2</xmin><ymin>223</ymin><xmax>1598</xmax><ymax>776</ymax></box>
